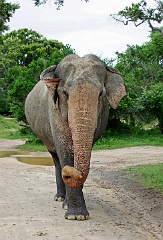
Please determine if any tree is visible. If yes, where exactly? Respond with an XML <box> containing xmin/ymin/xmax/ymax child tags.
<box><xmin>110</xmin><ymin>0</ymin><xmax>163</xmax><ymax>34</ymax></box>
<box><xmin>138</xmin><ymin>83</ymin><xmax>163</xmax><ymax>133</ymax></box>
<box><xmin>111</xmin><ymin>0</ymin><xmax>163</xmax><ymax>128</ymax></box>
<box><xmin>114</xmin><ymin>31</ymin><xmax>163</xmax><ymax>131</ymax></box>
<box><xmin>0</xmin><ymin>87</ymin><xmax>9</xmax><ymax>115</ymax></box>
<box><xmin>0</xmin><ymin>28</ymin><xmax>73</xmax><ymax>85</ymax></box>
<box><xmin>33</xmin><ymin>0</ymin><xmax>89</xmax><ymax>9</ymax></box>
<box><xmin>0</xmin><ymin>0</ymin><xmax>20</xmax><ymax>34</ymax></box>
<box><xmin>0</xmin><ymin>28</ymin><xmax>75</xmax><ymax>119</ymax></box>
<box><xmin>0</xmin><ymin>0</ymin><xmax>20</xmax><ymax>113</ymax></box>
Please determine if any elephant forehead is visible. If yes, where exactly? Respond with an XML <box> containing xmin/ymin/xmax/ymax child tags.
<box><xmin>56</xmin><ymin>58</ymin><xmax>106</xmax><ymax>83</ymax></box>
<box><xmin>77</xmin><ymin>59</ymin><xmax>106</xmax><ymax>73</ymax></box>
<box><xmin>74</xmin><ymin>57</ymin><xmax>105</xmax><ymax>70</ymax></box>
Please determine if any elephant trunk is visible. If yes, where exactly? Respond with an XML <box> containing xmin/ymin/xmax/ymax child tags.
<box><xmin>62</xmin><ymin>83</ymin><xmax>99</xmax><ymax>188</ymax></box>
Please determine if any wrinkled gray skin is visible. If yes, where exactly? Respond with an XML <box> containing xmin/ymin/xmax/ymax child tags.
<box><xmin>25</xmin><ymin>54</ymin><xmax>126</xmax><ymax>220</ymax></box>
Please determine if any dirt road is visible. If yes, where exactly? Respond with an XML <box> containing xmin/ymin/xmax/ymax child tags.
<box><xmin>0</xmin><ymin>139</ymin><xmax>163</xmax><ymax>240</ymax></box>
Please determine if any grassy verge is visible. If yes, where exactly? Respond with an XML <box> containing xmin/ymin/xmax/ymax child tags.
<box><xmin>0</xmin><ymin>116</ymin><xmax>29</xmax><ymax>139</ymax></box>
<box><xmin>0</xmin><ymin>115</ymin><xmax>46</xmax><ymax>151</ymax></box>
<box><xmin>125</xmin><ymin>163</ymin><xmax>163</xmax><ymax>192</ymax></box>
<box><xmin>18</xmin><ymin>138</ymin><xmax>47</xmax><ymax>151</ymax></box>
<box><xmin>93</xmin><ymin>127</ymin><xmax>163</xmax><ymax>150</ymax></box>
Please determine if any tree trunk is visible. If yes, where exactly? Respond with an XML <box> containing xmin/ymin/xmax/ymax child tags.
<box><xmin>158</xmin><ymin>114</ymin><xmax>163</xmax><ymax>134</ymax></box>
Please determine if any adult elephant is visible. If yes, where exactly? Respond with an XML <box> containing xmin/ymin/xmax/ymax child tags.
<box><xmin>25</xmin><ymin>54</ymin><xmax>126</xmax><ymax>220</ymax></box>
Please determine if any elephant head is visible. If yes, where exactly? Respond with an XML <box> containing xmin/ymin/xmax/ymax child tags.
<box><xmin>40</xmin><ymin>54</ymin><xmax>126</xmax><ymax>188</ymax></box>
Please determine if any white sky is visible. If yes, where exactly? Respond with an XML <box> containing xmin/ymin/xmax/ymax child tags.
<box><xmin>8</xmin><ymin>0</ymin><xmax>154</xmax><ymax>59</ymax></box>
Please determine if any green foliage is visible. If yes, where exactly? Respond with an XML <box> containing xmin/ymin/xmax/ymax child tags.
<box><xmin>1</xmin><ymin>28</ymin><xmax>75</xmax><ymax>120</ymax></box>
<box><xmin>126</xmin><ymin>163</ymin><xmax>163</xmax><ymax>191</ymax></box>
<box><xmin>109</xmin><ymin>95</ymin><xmax>136</xmax><ymax>126</ymax></box>
<box><xmin>6</xmin><ymin>64</ymin><xmax>41</xmax><ymax>121</ymax></box>
<box><xmin>0</xmin><ymin>0</ymin><xmax>20</xmax><ymax>34</ymax></box>
<box><xmin>33</xmin><ymin>0</ymin><xmax>89</xmax><ymax>10</ymax></box>
<box><xmin>138</xmin><ymin>83</ymin><xmax>163</xmax><ymax>133</ymax></box>
<box><xmin>0</xmin><ymin>88</ymin><xmax>9</xmax><ymax>114</ymax></box>
<box><xmin>33</xmin><ymin>0</ymin><xmax>64</xmax><ymax>9</ymax></box>
<box><xmin>110</xmin><ymin>0</ymin><xmax>163</xmax><ymax>33</ymax></box>
<box><xmin>0</xmin><ymin>28</ymin><xmax>69</xmax><ymax>74</ymax></box>
<box><xmin>114</xmin><ymin>31</ymin><xmax>163</xmax><ymax>131</ymax></box>
<box><xmin>116</xmin><ymin>32</ymin><xmax>163</xmax><ymax>86</ymax></box>
<box><xmin>139</xmin><ymin>83</ymin><xmax>163</xmax><ymax>113</ymax></box>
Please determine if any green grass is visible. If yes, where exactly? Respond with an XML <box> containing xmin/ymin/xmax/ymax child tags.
<box><xmin>0</xmin><ymin>115</ymin><xmax>47</xmax><ymax>151</ymax></box>
<box><xmin>18</xmin><ymin>138</ymin><xmax>47</xmax><ymax>151</ymax></box>
<box><xmin>93</xmin><ymin>127</ymin><xmax>163</xmax><ymax>150</ymax></box>
<box><xmin>125</xmin><ymin>163</ymin><xmax>163</xmax><ymax>192</ymax></box>
<box><xmin>0</xmin><ymin>115</ymin><xmax>28</xmax><ymax>139</ymax></box>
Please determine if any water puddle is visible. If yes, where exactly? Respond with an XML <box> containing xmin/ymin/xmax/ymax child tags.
<box><xmin>0</xmin><ymin>151</ymin><xmax>23</xmax><ymax>158</ymax></box>
<box><xmin>16</xmin><ymin>156</ymin><xmax>54</xmax><ymax>166</ymax></box>
<box><xmin>0</xmin><ymin>151</ymin><xmax>54</xmax><ymax>166</ymax></box>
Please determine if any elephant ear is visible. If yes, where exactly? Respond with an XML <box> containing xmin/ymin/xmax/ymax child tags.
<box><xmin>105</xmin><ymin>66</ymin><xmax>127</xmax><ymax>109</ymax></box>
<box><xmin>40</xmin><ymin>65</ymin><xmax>60</xmax><ymax>104</ymax></box>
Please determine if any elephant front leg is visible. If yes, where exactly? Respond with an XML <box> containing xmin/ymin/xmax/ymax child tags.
<box><xmin>49</xmin><ymin>152</ymin><xmax>66</xmax><ymax>201</ymax></box>
<box><xmin>64</xmin><ymin>186</ymin><xmax>89</xmax><ymax>220</ymax></box>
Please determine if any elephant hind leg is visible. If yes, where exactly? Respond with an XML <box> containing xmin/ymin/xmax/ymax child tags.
<box><xmin>49</xmin><ymin>151</ymin><xmax>66</xmax><ymax>201</ymax></box>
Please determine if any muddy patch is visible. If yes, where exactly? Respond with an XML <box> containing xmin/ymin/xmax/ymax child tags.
<box><xmin>0</xmin><ymin>151</ymin><xmax>24</xmax><ymax>158</ymax></box>
<box><xmin>0</xmin><ymin>150</ymin><xmax>53</xmax><ymax>166</ymax></box>
<box><xmin>16</xmin><ymin>156</ymin><xmax>54</xmax><ymax>166</ymax></box>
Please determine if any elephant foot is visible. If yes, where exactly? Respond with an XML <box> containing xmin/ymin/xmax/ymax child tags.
<box><xmin>64</xmin><ymin>206</ymin><xmax>89</xmax><ymax>221</ymax></box>
<box><xmin>54</xmin><ymin>194</ymin><xmax>65</xmax><ymax>202</ymax></box>
<box><xmin>62</xmin><ymin>198</ymin><xmax>68</xmax><ymax>210</ymax></box>
<box><xmin>64</xmin><ymin>186</ymin><xmax>89</xmax><ymax>220</ymax></box>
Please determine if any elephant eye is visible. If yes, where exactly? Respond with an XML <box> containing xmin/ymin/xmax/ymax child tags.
<box><xmin>62</xmin><ymin>89</ymin><xmax>69</xmax><ymax>101</ymax></box>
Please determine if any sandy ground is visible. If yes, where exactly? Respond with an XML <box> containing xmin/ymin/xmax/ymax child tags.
<box><xmin>0</xmin><ymin>138</ymin><xmax>163</xmax><ymax>240</ymax></box>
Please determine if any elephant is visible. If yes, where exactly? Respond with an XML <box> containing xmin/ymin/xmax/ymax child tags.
<box><xmin>25</xmin><ymin>54</ymin><xmax>126</xmax><ymax>220</ymax></box>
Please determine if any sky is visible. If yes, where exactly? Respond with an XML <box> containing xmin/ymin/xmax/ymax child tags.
<box><xmin>8</xmin><ymin>0</ymin><xmax>154</xmax><ymax>59</ymax></box>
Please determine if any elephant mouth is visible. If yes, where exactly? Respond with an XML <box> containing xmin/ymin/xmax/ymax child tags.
<box><xmin>62</xmin><ymin>165</ymin><xmax>85</xmax><ymax>188</ymax></box>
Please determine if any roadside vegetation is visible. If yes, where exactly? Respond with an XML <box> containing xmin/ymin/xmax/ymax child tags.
<box><xmin>93</xmin><ymin>126</ymin><xmax>163</xmax><ymax>150</ymax></box>
<box><xmin>0</xmin><ymin>115</ymin><xmax>28</xmax><ymax>139</ymax></box>
<box><xmin>125</xmin><ymin>163</ymin><xmax>163</xmax><ymax>192</ymax></box>
<box><xmin>0</xmin><ymin>115</ymin><xmax>47</xmax><ymax>151</ymax></box>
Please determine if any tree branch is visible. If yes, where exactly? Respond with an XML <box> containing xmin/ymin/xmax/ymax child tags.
<box><xmin>110</xmin><ymin>0</ymin><xmax>163</xmax><ymax>34</ymax></box>
<box><xmin>33</xmin><ymin>0</ymin><xmax>89</xmax><ymax>9</ymax></box>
